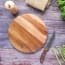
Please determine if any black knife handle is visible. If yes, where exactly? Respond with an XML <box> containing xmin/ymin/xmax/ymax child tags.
<box><xmin>40</xmin><ymin>48</ymin><xmax>48</xmax><ymax>64</ymax></box>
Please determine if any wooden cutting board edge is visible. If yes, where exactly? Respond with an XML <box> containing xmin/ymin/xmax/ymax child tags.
<box><xmin>8</xmin><ymin>14</ymin><xmax>48</xmax><ymax>54</ymax></box>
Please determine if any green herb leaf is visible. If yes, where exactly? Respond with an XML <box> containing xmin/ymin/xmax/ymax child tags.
<box><xmin>61</xmin><ymin>45</ymin><xmax>65</xmax><ymax>61</ymax></box>
<box><xmin>58</xmin><ymin>1</ymin><xmax>65</xmax><ymax>7</ymax></box>
<box><xmin>51</xmin><ymin>48</ymin><xmax>62</xmax><ymax>65</ymax></box>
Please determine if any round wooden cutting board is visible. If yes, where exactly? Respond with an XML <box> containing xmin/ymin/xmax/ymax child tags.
<box><xmin>8</xmin><ymin>14</ymin><xmax>48</xmax><ymax>53</ymax></box>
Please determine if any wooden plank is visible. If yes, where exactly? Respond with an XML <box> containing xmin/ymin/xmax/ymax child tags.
<box><xmin>0</xmin><ymin>19</ymin><xmax>65</xmax><ymax>34</ymax></box>
<box><xmin>0</xmin><ymin>1</ymin><xmax>63</xmax><ymax>25</ymax></box>
<box><xmin>0</xmin><ymin>49</ymin><xmax>64</xmax><ymax>65</ymax></box>
<box><xmin>0</xmin><ymin>33</ymin><xmax>65</xmax><ymax>50</ymax></box>
<box><xmin>0</xmin><ymin>0</ymin><xmax>61</xmax><ymax>21</ymax></box>
<box><xmin>0</xmin><ymin>0</ymin><xmax>65</xmax><ymax>65</ymax></box>
<box><xmin>8</xmin><ymin>14</ymin><xmax>48</xmax><ymax>53</ymax></box>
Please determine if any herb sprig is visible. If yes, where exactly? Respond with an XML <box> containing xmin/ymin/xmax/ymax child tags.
<box><xmin>51</xmin><ymin>45</ymin><xmax>65</xmax><ymax>65</ymax></box>
<box><xmin>58</xmin><ymin>0</ymin><xmax>65</xmax><ymax>20</ymax></box>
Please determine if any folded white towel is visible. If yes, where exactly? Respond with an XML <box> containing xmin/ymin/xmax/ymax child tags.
<box><xmin>26</xmin><ymin>0</ymin><xmax>51</xmax><ymax>11</ymax></box>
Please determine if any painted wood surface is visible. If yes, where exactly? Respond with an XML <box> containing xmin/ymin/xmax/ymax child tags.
<box><xmin>0</xmin><ymin>0</ymin><xmax>65</xmax><ymax>65</ymax></box>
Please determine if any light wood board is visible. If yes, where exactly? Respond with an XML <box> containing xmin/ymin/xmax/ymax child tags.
<box><xmin>8</xmin><ymin>14</ymin><xmax>48</xmax><ymax>53</ymax></box>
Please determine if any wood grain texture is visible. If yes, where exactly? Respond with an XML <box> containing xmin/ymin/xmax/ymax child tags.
<box><xmin>0</xmin><ymin>0</ymin><xmax>65</xmax><ymax>65</ymax></box>
<box><xmin>0</xmin><ymin>49</ymin><xmax>60</xmax><ymax>65</ymax></box>
<box><xmin>8</xmin><ymin>14</ymin><xmax>48</xmax><ymax>53</ymax></box>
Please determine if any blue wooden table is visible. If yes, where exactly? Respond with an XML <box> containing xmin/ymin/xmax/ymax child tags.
<box><xmin>0</xmin><ymin>0</ymin><xmax>65</xmax><ymax>65</ymax></box>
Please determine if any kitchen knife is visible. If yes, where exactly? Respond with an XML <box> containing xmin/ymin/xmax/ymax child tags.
<box><xmin>40</xmin><ymin>30</ymin><xmax>55</xmax><ymax>64</ymax></box>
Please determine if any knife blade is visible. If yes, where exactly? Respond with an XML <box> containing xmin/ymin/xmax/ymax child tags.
<box><xmin>40</xmin><ymin>30</ymin><xmax>55</xmax><ymax>64</ymax></box>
